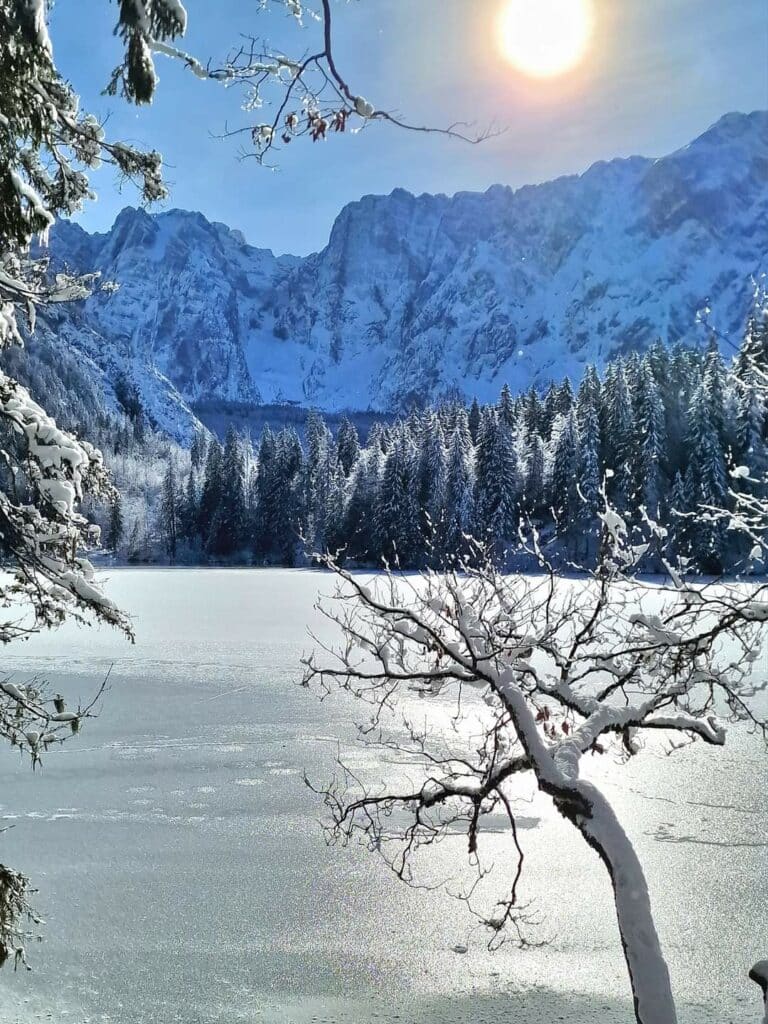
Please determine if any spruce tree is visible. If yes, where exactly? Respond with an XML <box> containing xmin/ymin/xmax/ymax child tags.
<box><xmin>522</xmin><ymin>432</ymin><xmax>546</xmax><ymax>517</ymax></box>
<box><xmin>601</xmin><ymin>360</ymin><xmax>634</xmax><ymax>509</ymax></box>
<box><xmin>198</xmin><ymin>439</ymin><xmax>224</xmax><ymax>554</ymax></box>
<box><xmin>473</xmin><ymin>411</ymin><xmax>520</xmax><ymax>551</ymax></box>
<box><xmin>273</xmin><ymin>427</ymin><xmax>304</xmax><ymax>565</ymax></box>
<box><xmin>344</xmin><ymin>448</ymin><xmax>382</xmax><ymax>560</ymax></box>
<box><xmin>668</xmin><ymin>469</ymin><xmax>694</xmax><ymax>563</ymax></box>
<box><xmin>375</xmin><ymin>430</ymin><xmax>421</xmax><ymax>566</ymax></box>
<box><xmin>159</xmin><ymin>460</ymin><xmax>180</xmax><ymax>562</ymax></box>
<box><xmin>576</xmin><ymin>365</ymin><xmax>601</xmax><ymax>432</ymax></box>
<box><xmin>417</xmin><ymin>411</ymin><xmax>448</xmax><ymax>544</ymax></box>
<box><xmin>687</xmin><ymin>382</ymin><xmax>728</xmax><ymax>571</ymax></box>
<box><xmin>253</xmin><ymin>427</ymin><xmax>277</xmax><ymax>559</ymax></box>
<box><xmin>702</xmin><ymin>339</ymin><xmax>727</xmax><ymax>445</ymax></box>
<box><xmin>302</xmin><ymin>411</ymin><xmax>333</xmax><ymax>551</ymax></box>
<box><xmin>468</xmin><ymin>398</ymin><xmax>482</xmax><ymax>444</ymax></box>
<box><xmin>322</xmin><ymin>453</ymin><xmax>348</xmax><ymax>557</ymax></box>
<box><xmin>576</xmin><ymin>404</ymin><xmax>601</xmax><ymax>559</ymax></box>
<box><xmin>635</xmin><ymin>360</ymin><xmax>668</xmax><ymax>517</ymax></box>
<box><xmin>522</xmin><ymin>386</ymin><xmax>544</xmax><ymax>438</ymax></box>
<box><xmin>541</xmin><ymin>383</ymin><xmax>559</xmax><ymax>441</ymax></box>
<box><xmin>208</xmin><ymin>428</ymin><xmax>247</xmax><ymax>558</ymax></box>
<box><xmin>181</xmin><ymin>469</ymin><xmax>199</xmax><ymax>547</ymax></box>
<box><xmin>734</xmin><ymin>310</ymin><xmax>768</xmax><ymax>386</ymax></box>
<box><xmin>106</xmin><ymin>495</ymin><xmax>124</xmax><ymax>553</ymax></box>
<box><xmin>498</xmin><ymin>383</ymin><xmax>516</xmax><ymax>428</ymax></box>
<box><xmin>190</xmin><ymin>431</ymin><xmax>208</xmax><ymax>472</ymax></box>
<box><xmin>442</xmin><ymin>425</ymin><xmax>475</xmax><ymax>563</ymax></box>
<box><xmin>735</xmin><ymin>385</ymin><xmax>767</xmax><ymax>481</ymax></box>
<box><xmin>335</xmin><ymin>416</ymin><xmax>361</xmax><ymax>476</ymax></box>
<box><xmin>554</xmin><ymin>377</ymin><xmax>574</xmax><ymax>417</ymax></box>
<box><xmin>549</xmin><ymin>411</ymin><xmax>580</xmax><ymax>543</ymax></box>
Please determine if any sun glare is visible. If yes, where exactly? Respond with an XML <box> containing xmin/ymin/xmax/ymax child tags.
<box><xmin>497</xmin><ymin>0</ymin><xmax>595</xmax><ymax>79</ymax></box>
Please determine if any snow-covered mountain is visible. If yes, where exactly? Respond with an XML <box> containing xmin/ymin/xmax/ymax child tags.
<box><xmin>43</xmin><ymin>110</ymin><xmax>768</xmax><ymax>442</ymax></box>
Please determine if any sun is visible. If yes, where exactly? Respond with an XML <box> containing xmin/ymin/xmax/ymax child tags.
<box><xmin>497</xmin><ymin>0</ymin><xmax>595</xmax><ymax>79</ymax></box>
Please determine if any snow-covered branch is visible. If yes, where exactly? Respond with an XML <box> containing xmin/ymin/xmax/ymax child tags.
<box><xmin>151</xmin><ymin>0</ymin><xmax>501</xmax><ymax>164</ymax></box>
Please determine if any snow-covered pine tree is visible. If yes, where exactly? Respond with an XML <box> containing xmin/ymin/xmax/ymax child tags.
<box><xmin>703</xmin><ymin>339</ymin><xmax>728</xmax><ymax>445</ymax></box>
<box><xmin>735</xmin><ymin>384</ymin><xmax>767</xmax><ymax>484</ymax></box>
<box><xmin>468</xmin><ymin>397</ymin><xmax>482</xmax><ymax>444</ymax></box>
<box><xmin>105</xmin><ymin>494</ymin><xmax>125</xmax><ymax>553</ymax></box>
<box><xmin>272</xmin><ymin>427</ymin><xmax>304</xmax><ymax>565</ymax></box>
<box><xmin>208</xmin><ymin>428</ymin><xmax>247</xmax><ymax>558</ymax></box>
<box><xmin>497</xmin><ymin>383</ymin><xmax>516</xmax><ymax>428</ymax></box>
<box><xmin>665</xmin><ymin>343</ymin><xmax>701</xmax><ymax>477</ymax></box>
<box><xmin>335</xmin><ymin>416</ymin><xmax>361</xmax><ymax>476</ymax></box>
<box><xmin>189</xmin><ymin>430</ymin><xmax>208</xmax><ymax>472</ymax></box>
<box><xmin>541</xmin><ymin>383</ymin><xmax>559</xmax><ymax>441</ymax></box>
<box><xmin>554</xmin><ymin>376</ymin><xmax>574</xmax><ymax>417</ymax></box>
<box><xmin>375</xmin><ymin>428</ymin><xmax>421</xmax><ymax>566</ymax></box>
<box><xmin>634</xmin><ymin>359</ymin><xmax>668</xmax><ymax>519</ymax></box>
<box><xmin>473</xmin><ymin>410</ymin><xmax>520</xmax><ymax>553</ymax></box>
<box><xmin>252</xmin><ymin>426</ymin><xmax>278</xmax><ymax>560</ymax></box>
<box><xmin>624</xmin><ymin>351</ymin><xmax>643</xmax><ymax>422</ymax></box>
<box><xmin>417</xmin><ymin>410</ymin><xmax>448</xmax><ymax>550</ymax></box>
<box><xmin>126</xmin><ymin>514</ymin><xmax>151</xmax><ymax>564</ymax></box>
<box><xmin>668</xmin><ymin>468</ymin><xmax>694</xmax><ymax>561</ymax></box>
<box><xmin>687</xmin><ymin>381</ymin><xmax>729</xmax><ymax>571</ymax></box>
<box><xmin>521</xmin><ymin>385</ymin><xmax>544</xmax><ymax>439</ymax></box>
<box><xmin>180</xmin><ymin>468</ymin><xmax>199</xmax><ymax>547</ymax></box>
<box><xmin>549</xmin><ymin>410</ymin><xmax>580</xmax><ymax>545</ymax></box>
<box><xmin>734</xmin><ymin>305</ymin><xmax>768</xmax><ymax>386</ymax></box>
<box><xmin>441</xmin><ymin>422</ymin><xmax>475</xmax><ymax>563</ymax></box>
<box><xmin>198</xmin><ymin>438</ymin><xmax>224</xmax><ymax>552</ymax></box>
<box><xmin>575</xmin><ymin>404</ymin><xmax>601</xmax><ymax>560</ymax></box>
<box><xmin>367</xmin><ymin>421</ymin><xmax>388</xmax><ymax>455</ymax></box>
<box><xmin>601</xmin><ymin>359</ymin><xmax>634</xmax><ymax>509</ymax></box>
<box><xmin>321</xmin><ymin>451</ymin><xmax>347</xmax><ymax>557</ymax></box>
<box><xmin>575</xmin><ymin>364</ymin><xmax>601</xmax><ymax>432</ymax></box>
<box><xmin>522</xmin><ymin>431</ymin><xmax>546</xmax><ymax>518</ymax></box>
<box><xmin>646</xmin><ymin>338</ymin><xmax>670</xmax><ymax>389</ymax></box>
<box><xmin>452</xmin><ymin>405</ymin><xmax>474</xmax><ymax>454</ymax></box>
<box><xmin>302</xmin><ymin>411</ymin><xmax>333</xmax><ymax>552</ymax></box>
<box><xmin>343</xmin><ymin>447</ymin><xmax>382</xmax><ymax>561</ymax></box>
<box><xmin>159</xmin><ymin>460</ymin><xmax>180</xmax><ymax>562</ymax></box>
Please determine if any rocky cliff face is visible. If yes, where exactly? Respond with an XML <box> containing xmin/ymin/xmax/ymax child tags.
<box><xmin>42</xmin><ymin>110</ymin><xmax>768</xmax><ymax>442</ymax></box>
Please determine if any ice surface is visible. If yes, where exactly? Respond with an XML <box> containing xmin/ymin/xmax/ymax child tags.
<box><xmin>0</xmin><ymin>569</ymin><xmax>765</xmax><ymax>1023</ymax></box>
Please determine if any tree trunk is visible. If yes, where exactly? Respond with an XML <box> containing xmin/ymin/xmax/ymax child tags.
<box><xmin>749</xmin><ymin>961</ymin><xmax>768</xmax><ymax>1023</ymax></box>
<box><xmin>558</xmin><ymin>780</ymin><xmax>678</xmax><ymax>1024</ymax></box>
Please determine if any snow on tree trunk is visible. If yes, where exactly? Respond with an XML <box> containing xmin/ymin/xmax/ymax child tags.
<box><xmin>750</xmin><ymin>961</ymin><xmax>768</xmax><ymax>1024</ymax></box>
<box><xmin>491</xmin><ymin>671</ymin><xmax>678</xmax><ymax>1024</ymax></box>
<box><xmin>562</xmin><ymin>782</ymin><xmax>677</xmax><ymax>1024</ymax></box>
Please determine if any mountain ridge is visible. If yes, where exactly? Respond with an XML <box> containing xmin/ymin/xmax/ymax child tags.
<box><xmin>40</xmin><ymin>109</ymin><xmax>768</xmax><ymax>443</ymax></box>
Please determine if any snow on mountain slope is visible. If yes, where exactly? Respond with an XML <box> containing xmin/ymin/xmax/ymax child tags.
<box><xmin>44</xmin><ymin>110</ymin><xmax>768</xmax><ymax>440</ymax></box>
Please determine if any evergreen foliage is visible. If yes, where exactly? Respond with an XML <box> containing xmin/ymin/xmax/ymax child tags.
<box><xmin>25</xmin><ymin>315</ymin><xmax>765</xmax><ymax>577</ymax></box>
<box><xmin>112</xmin><ymin>324</ymin><xmax>768</xmax><ymax>575</ymax></box>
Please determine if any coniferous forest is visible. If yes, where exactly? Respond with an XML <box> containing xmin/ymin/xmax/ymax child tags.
<box><xmin>122</xmin><ymin>318</ymin><xmax>768</xmax><ymax>575</ymax></box>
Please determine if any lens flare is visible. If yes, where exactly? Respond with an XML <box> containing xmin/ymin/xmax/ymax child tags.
<box><xmin>498</xmin><ymin>0</ymin><xmax>595</xmax><ymax>79</ymax></box>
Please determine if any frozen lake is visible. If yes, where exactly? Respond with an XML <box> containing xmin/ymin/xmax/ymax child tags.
<box><xmin>0</xmin><ymin>569</ymin><xmax>765</xmax><ymax>1024</ymax></box>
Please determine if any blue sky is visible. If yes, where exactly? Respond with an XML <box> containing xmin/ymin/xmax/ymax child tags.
<box><xmin>52</xmin><ymin>0</ymin><xmax>768</xmax><ymax>256</ymax></box>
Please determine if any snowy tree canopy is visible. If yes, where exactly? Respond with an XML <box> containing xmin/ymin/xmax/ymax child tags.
<box><xmin>0</xmin><ymin>0</ymin><xmax>192</xmax><ymax>969</ymax></box>
<box><xmin>0</xmin><ymin>0</ymin><xmax>193</xmax><ymax>644</ymax></box>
